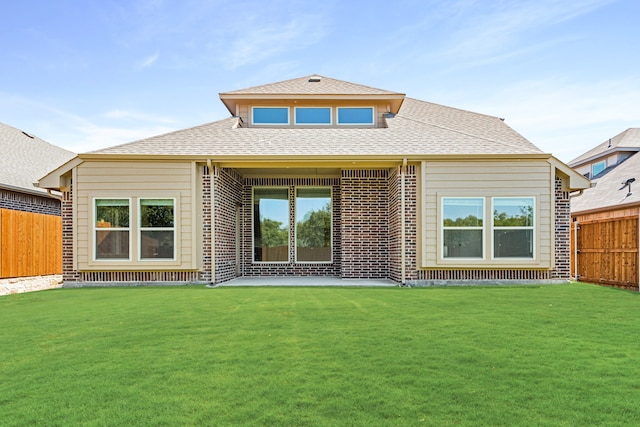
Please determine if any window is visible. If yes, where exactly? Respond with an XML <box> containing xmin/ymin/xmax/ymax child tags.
<box><xmin>337</xmin><ymin>107</ymin><xmax>374</xmax><ymax>125</ymax></box>
<box><xmin>252</xmin><ymin>107</ymin><xmax>289</xmax><ymax>125</ymax></box>
<box><xmin>493</xmin><ymin>197</ymin><xmax>534</xmax><ymax>258</ymax></box>
<box><xmin>253</xmin><ymin>188</ymin><xmax>289</xmax><ymax>262</ymax></box>
<box><xmin>95</xmin><ymin>199</ymin><xmax>130</xmax><ymax>259</ymax></box>
<box><xmin>295</xmin><ymin>107</ymin><xmax>331</xmax><ymax>125</ymax></box>
<box><xmin>296</xmin><ymin>188</ymin><xmax>332</xmax><ymax>262</ymax></box>
<box><xmin>591</xmin><ymin>160</ymin><xmax>606</xmax><ymax>177</ymax></box>
<box><xmin>140</xmin><ymin>199</ymin><xmax>175</xmax><ymax>259</ymax></box>
<box><xmin>442</xmin><ymin>198</ymin><xmax>484</xmax><ymax>258</ymax></box>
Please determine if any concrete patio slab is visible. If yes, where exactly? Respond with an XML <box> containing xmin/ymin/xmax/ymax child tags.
<box><xmin>214</xmin><ymin>276</ymin><xmax>398</xmax><ymax>287</ymax></box>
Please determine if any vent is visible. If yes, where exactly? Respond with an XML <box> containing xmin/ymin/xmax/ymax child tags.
<box><xmin>21</xmin><ymin>131</ymin><xmax>34</xmax><ymax>139</ymax></box>
<box><xmin>308</xmin><ymin>76</ymin><xmax>322</xmax><ymax>82</ymax></box>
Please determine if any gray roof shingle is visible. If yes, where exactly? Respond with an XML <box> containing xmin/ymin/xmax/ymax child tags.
<box><xmin>571</xmin><ymin>152</ymin><xmax>640</xmax><ymax>213</ymax></box>
<box><xmin>90</xmin><ymin>96</ymin><xmax>543</xmax><ymax>158</ymax></box>
<box><xmin>220</xmin><ymin>75</ymin><xmax>404</xmax><ymax>96</ymax></box>
<box><xmin>1</xmin><ymin>122</ymin><xmax>76</xmax><ymax>194</ymax></box>
<box><xmin>569</xmin><ymin>128</ymin><xmax>640</xmax><ymax>166</ymax></box>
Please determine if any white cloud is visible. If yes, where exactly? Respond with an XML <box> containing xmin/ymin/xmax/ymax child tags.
<box><xmin>135</xmin><ymin>52</ymin><xmax>160</xmax><ymax>69</ymax></box>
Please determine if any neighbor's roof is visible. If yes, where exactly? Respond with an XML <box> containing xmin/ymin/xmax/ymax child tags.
<box><xmin>569</xmin><ymin>128</ymin><xmax>640</xmax><ymax>167</ymax></box>
<box><xmin>571</xmin><ymin>151</ymin><xmax>640</xmax><ymax>213</ymax></box>
<box><xmin>89</xmin><ymin>97</ymin><xmax>543</xmax><ymax>158</ymax></box>
<box><xmin>0</xmin><ymin>122</ymin><xmax>76</xmax><ymax>195</ymax></box>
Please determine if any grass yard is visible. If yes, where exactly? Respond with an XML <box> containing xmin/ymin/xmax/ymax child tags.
<box><xmin>1</xmin><ymin>283</ymin><xmax>640</xmax><ymax>426</ymax></box>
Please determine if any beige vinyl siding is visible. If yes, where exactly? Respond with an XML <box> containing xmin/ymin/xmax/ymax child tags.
<box><xmin>75</xmin><ymin>161</ymin><xmax>197</xmax><ymax>271</ymax></box>
<box><xmin>421</xmin><ymin>160</ymin><xmax>553</xmax><ymax>268</ymax></box>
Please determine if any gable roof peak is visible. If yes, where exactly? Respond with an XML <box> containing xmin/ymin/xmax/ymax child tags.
<box><xmin>219</xmin><ymin>74</ymin><xmax>406</xmax><ymax>115</ymax></box>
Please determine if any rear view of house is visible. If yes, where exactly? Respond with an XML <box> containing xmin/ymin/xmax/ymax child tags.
<box><xmin>1</xmin><ymin>123</ymin><xmax>75</xmax><ymax>294</ymax></box>
<box><xmin>38</xmin><ymin>75</ymin><xmax>590</xmax><ymax>287</ymax></box>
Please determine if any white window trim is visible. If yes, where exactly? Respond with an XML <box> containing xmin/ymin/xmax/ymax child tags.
<box><xmin>491</xmin><ymin>197</ymin><xmax>535</xmax><ymax>260</ymax></box>
<box><xmin>251</xmin><ymin>106</ymin><xmax>290</xmax><ymax>126</ymax></box>
<box><xmin>252</xmin><ymin>186</ymin><xmax>290</xmax><ymax>264</ymax></box>
<box><xmin>92</xmin><ymin>197</ymin><xmax>132</xmax><ymax>262</ymax></box>
<box><xmin>336</xmin><ymin>106</ymin><xmax>375</xmax><ymax>125</ymax></box>
<box><xmin>294</xmin><ymin>107</ymin><xmax>332</xmax><ymax>126</ymax></box>
<box><xmin>294</xmin><ymin>187</ymin><xmax>333</xmax><ymax>264</ymax></box>
<box><xmin>441</xmin><ymin>197</ymin><xmax>485</xmax><ymax>260</ymax></box>
<box><xmin>139</xmin><ymin>198</ymin><xmax>177</xmax><ymax>262</ymax></box>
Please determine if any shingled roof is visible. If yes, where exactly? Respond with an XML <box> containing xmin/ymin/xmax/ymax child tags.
<box><xmin>569</xmin><ymin>128</ymin><xmax>640</xmax><ymax>167</ymax></box>
<box><xmin>0</xmin><ymin>122</ymin><xmax>76</xmax><ymax>195</ymax></box>
<box><xmin>220</xmin><ymin>75</ymin><xmax>403</xmax><ymax>96</ymax></box>
<box><xmin>90</xmin><ymin>96</ymin><xmax>543</xmax><ymax>158</ymax></box>
<box><xmin>571</xmin><ymin>151</ymin><xmax>640</xmax><ymax>213</ymax></box>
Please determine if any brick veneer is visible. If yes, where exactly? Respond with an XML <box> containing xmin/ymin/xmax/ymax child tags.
<box><xmin>551</xmin><ymin>175</ymin><xmax>571</xmax><ymax>279</ymax></box>
<box><xmin>340</xmin><ymin>169</ymin><xmax>389</xmax><ymax>278</ymax></box>
<box><xmin>212</xmin><ymin>168</ymin><xmax>243</xmax><ymax>283</ymax></box>
<box><xmin>0</xmin><ymin>189</ymin><xmax>61</xmax><ymax>216</ymax></box>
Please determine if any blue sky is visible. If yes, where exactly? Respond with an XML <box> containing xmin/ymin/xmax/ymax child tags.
<box><xmin>1</xmin><ymin>0</ymin><xmax>638</xmax><ymax>162</ymax></box>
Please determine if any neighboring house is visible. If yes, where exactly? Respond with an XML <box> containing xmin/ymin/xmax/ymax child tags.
<box><xmin>0</xmin><ymin>122</ymin><xmax>76</xmax><ymax>294</ymax></box>
<box><xmin>569</xmin><ymin>128</ymin><xmax>640</xmax><ymax>290</ymax></box>
<box><xmin>38</xmin><ymin>75</ymin><xmax>590</xmax><ymax>287</ymax></box>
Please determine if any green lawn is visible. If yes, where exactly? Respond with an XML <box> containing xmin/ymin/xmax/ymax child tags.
<box><xmin>1</xmin><ymin>283</ymin><xmax>639</xmax><ymax>426</ymax></box>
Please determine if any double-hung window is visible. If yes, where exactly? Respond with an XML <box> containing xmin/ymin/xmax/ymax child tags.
<box><xmin>140</xmin><ymin>199</ymin><xmax>175</xmax><ymax>260</ymax></box>
<box><xmin>442</xmin><ymin>197</ymin><xmax>484</xmax><ymax>258</ymax></box>
<box><xmin>492</xmin><ymin>197</ymin><xmax>534</xmax><ymax>258</ymax></box>
<box><xmin>95</xmin><ymin>199</ymin><xmax>130</xmax><ymax>260</ymax></box>
<box><xmin>94</xmin><ymin>198</ymin><xmax>175</xmax><ymax>261</ymax></box>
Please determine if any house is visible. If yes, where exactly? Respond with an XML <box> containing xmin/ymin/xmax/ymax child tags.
<box><xmin>37</xmin><ymin>75</ymin><xmax>590</xmax><ymax>287</ymax></box>
<box><xmin>569</xmin><ymin>128</ymin><xmax>640</xmax><ymax>290</ymax></box>
<box><xmin>0</xmin><ymin>122</ymin><xmax>75</xmax><ymax>295</ymax></box>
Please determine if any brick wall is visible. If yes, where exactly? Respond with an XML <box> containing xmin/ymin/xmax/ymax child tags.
<box><xmin>0</xmin><ymin>189</ymin><xmax>61</xmax><ymax>216</ymax></box>
<box><xmin>340</xmin><ymin>169</ymin><xmax>389</xmax><ymax>278</ymax></box>
<box><xmin>552</xmin><ymin>175</ymin><xmax>571</xmax><ymax>279</ymax></box>
<box><xmin>213</xmin><ymin>168</ymin><xmax>243</xmax><ymax>283</ymax></box>
<box><xmin>388</xmin><ymin>165</ymin><xmax>417</xmax><ymax>283</ymax></box>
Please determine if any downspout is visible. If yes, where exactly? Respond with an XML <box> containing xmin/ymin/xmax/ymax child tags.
<box><xmin>46</xmin><ymin>189</ymin><xmax>62</xmax><ymax>201</ymax></box>
<box><xmin>400</xmin><ymin>159</ymin><xmax>407</xmax><ymax>286</ymax></box>
<box><xmin>207</xmin><ymin>159</ymin><xmax>216</xmax><ymax>285</ymax></box>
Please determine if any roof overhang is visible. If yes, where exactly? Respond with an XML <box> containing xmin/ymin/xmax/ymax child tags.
<box><xmin>36</xmin><ymin>156</ymin><xmax>83</xmax><ymax>191</ymax></box>
<box><xmin>548</xmin><ymin>156</ymin><xmax>592</xmax><ymax>191</ymax></box>
<box><xmin>219</xmin><ymin>93</ymin><xmax>406</xmax><ymax>116</ymax></box>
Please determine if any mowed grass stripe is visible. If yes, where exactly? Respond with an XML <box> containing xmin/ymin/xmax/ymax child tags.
<box><xmin>1</xmin><ymin>284</ymin><xmax>639</xmax><ymax>426</ymax></box>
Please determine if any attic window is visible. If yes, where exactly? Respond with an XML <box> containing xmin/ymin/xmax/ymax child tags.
<box><xmin>252</xmin><ymin>107</ymin><xmax>289</xmax><ymax>125</ymax></box>
<box><xmin>337</xmin><ymin>107</ymin><xmax>374</xmax><ymax>125</ymax></box>
<box><xmin>295</xmin><ymin>107</ymin><xmax>331</xmax><ymax>125</ymax></box>
<box><xmin>308</xmin><ymin>76</ymin><xmax>322</xmax><ymax>82</ymax></box>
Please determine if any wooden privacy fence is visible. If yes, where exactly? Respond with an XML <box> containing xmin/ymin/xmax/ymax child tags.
<box><xmin>572</xmin><ymin>216</ymin><xmax>639</xmax><ymax>289</ymax></box>
<box><xmin>0</xmin><ymin>208</ymin><xmax>62</xmax><ymax>278</ymax></box>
